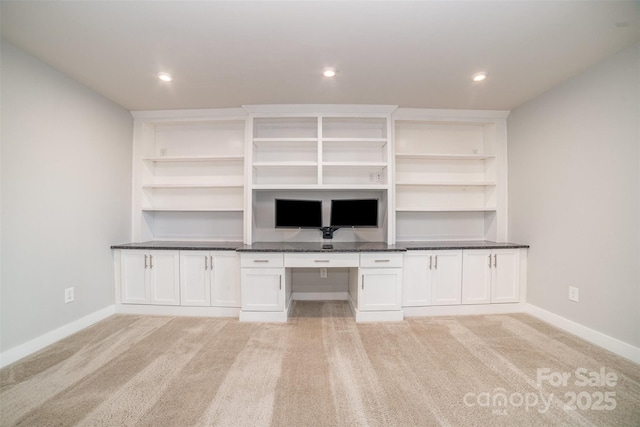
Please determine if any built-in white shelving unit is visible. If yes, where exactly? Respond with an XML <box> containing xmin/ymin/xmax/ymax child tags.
<box><xmin>130</xmin><ymin>106</ymin><xmax>508</xmax><ymax>245</ymax></box>
<box><xmin>393</xmin><ymin>109</ymin><xmax>508</xmax><ymax>242</ymax></box>
<box><xmin>132</xmin><ymin>109</ymin><xmax>248</xmax><ymax>241</ymax></box>
<box><xmin>245</xmin><ymin>105</ymin><xmax>395</xmax><ymax>244</ymax></box>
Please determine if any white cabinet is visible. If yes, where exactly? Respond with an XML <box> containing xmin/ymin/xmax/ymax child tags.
<box><xmin>429</xmin><ymin>251</ymin><xmax>463</xmax><ymax>306</ymax></box>
<box><xmin>120</xmin><ymin>250</ymin><xmax>180</xmax><ymax>305</ymax></box>
<box><xmin>359</xmin><ymin>268</ymin><xmax>402</xmax><ymax>311</ymax></box>
<box><xmin>239</xmin><ymin>253</ymin><xmax>287</xmax><ymax>315</ymax></box>
<box><xmin>180</xmin><ymin>252</ymin><xmax>210</xmax><ymax>306</ymax></box>
<box><xmin>180</xmin><ymin>251</ymin><xmax>241</xmax><ymax>307</ymax></box>
<box><xmin>241</xmin><ymin>268</ymin><xmax>285</xmax><ymax>312</ymax></box>
<box><xmin>462</xmin><ymin>249</ymin><xmax>520</xmax><ymax>304</ymax></box>
<box><xmin>211</xmin><ymin>252</ymin><xmax>242</xmax><ymax>307</ymax></box>
<box><xmin>358</xmin><ymin>253</ymin><xmax>403</xmax><ymax>312</ymax></box>
<box><xmin>401</xmin><ymin>250</ymin><xmax>463</xmax><ymax>306</ymax></box>
<box><xmin>461</xmin><ymin>250</ymin><xmax>493</xmax><ymax>304</ymax></box>
<box><xmin>490</xmin><ymin>249</ymin><xmax>521</xmax><ymax>303</ymax></box>
<box><xmin>402</xmin><ymin>251</ymin><xmax>432</xmax><ymax>306</ymax></box>
<box><xmin>403</xmin><ymin>250</ymin><xmax>463</xmax><ymax>306</ymax></box>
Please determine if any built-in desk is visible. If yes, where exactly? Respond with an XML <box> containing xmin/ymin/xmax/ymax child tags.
<box><xmin>237</xmin><ymin>242</ymin><xmax>405</xmax><ymax>323</ymax></box>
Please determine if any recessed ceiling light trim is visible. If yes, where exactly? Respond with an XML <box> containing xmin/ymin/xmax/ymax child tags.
<box><xmin>472</xmin><ymin>72</ymin><xmax>487</xmax><ymax>82</ymax></box>
<box><xmin>158</xmin><ymin>72</ymin><xmax>173</xmax><ymax>82</ymax></box>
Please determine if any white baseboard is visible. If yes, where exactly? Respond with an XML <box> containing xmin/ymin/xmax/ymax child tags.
<box><xmin>239</xmin><ymin>310</ymin><xmax>288</xmax><ymax>323</ymax></box>
<box><xmin>403</xmin><ymin>303</ymin><xmax>526</xmax><ymax>317</ymax></box>
<box><xmin>524</xmin><ymin>303</ymin><xmax>640</xmax><ymax>365</ymax></box>
<box><xmin>115</xmin><ymin>304</ymin><xmax>240</xmax><ymax>318</ymax></box>
<box><xmin>0</xmin><ymin>305</ymin><xmax>116</xmax><ymax>369</ymax></box>
<box><xmin>292</xmin><ymin>292</ymin><xmax>348</xmax><ymax>301</ymax></box>
<box><xmin>355</xmin><ymin>309</ymin><xmax>404</xmax><ymax>322</ymax></box>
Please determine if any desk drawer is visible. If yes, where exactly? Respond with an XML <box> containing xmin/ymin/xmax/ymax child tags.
<box><xmin>360</xmin><ymin>253</ymin><xmax>404</xmax><ymax>268</ymax></box>
<box><xmin>241</xmin><ymin>253</ymin><xmax>284</xmax><ymax>268</ymax></box>
<box><xmin>284</xmin><ymin>253</ymin><xmax>360</xmax><ymax>268</ymax></box>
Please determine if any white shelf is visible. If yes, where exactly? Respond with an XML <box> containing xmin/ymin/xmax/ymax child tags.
<box><xmin>142</xmin><ymin>207</ymin><xmax>244</xmax><ymax>212</ymax></box>
<box><xmin>323</xmin><ymin>162</ymin><xmax>387</xmax><ymax>167</ymax></box>
<box><xmin>252</xmin><ymin>162</ymin><xmax>318</xmax><ymax>167</ymax></box>
<box><xmin>322</xmin><ymin>137</ymin><xmax>388</xmax><ymax>143</ymax></box>
<box><xmin>143</xmin><ymin>155</ymin><xmax>243</xmax><ymax>162</ymax></box>
<box><xmin>253</xmin><ymin>137</ymin><xmax>318</xmax><ymax>143</ymax></box>
<box><xmin>396</xmin><ymin>207</ymin><xmax>496</xmax><ymax>212</ymax></box>
<box><xmin>142</xmin><ymin>183</ymin><xmax>243</xmax><ymax>189</ymax></box>
<box><xmin>252</xmin><ymin>184</ymin><xmax>389</xmax><ymax>191</ymax></box>
<box><xmin>395</xmin><ymin>153</ymin><xmax>495</xmax><ymax>160</ymax></box>
<box><xmin>396</xmin><ymin>181</ymin><xmax>496</xmax><ymax>187</ymax></box>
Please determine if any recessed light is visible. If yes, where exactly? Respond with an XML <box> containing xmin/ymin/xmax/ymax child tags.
<box><xmin>322</xmin><ymin>68</ymin><xmax>337</xmax><ymax>78</ymax></box>
<box><xmin>472</xmin><ymin>72</ymin><xmax>487</xmax><ymax>82</ymax></box>
<box><xmin>157</xmin><ymin>72</ymin><xmax>173</xmax><ymax>82</ymax></box>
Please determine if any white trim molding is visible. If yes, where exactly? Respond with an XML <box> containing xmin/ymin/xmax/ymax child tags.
<box><xmin>525</xmin><ymin>303</ymin><xmax>640</xmax><ymax>365</ymax></box>
<box><xmin>0</xmin><ymin>305</ymin><xmax>116</xmax><ymax>369</ymax></box>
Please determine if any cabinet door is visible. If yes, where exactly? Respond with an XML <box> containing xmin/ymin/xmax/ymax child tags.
<box><xmin>180</xmin><ymin>252</ymin><xmax>211</xmax><ymax>306</ymax></box>
<box><xmin>241</xmin><ymin>268</ymin><xmax>284</xmax><ymax>312</ymax></box>
<box><xmin>491</xmin><ymin>249</ymin><xmax>520</xmax><ymax>303</ymax></box>
<box><xmin>148</xmin><ymin>250</ymin><xmax>181</xmax><ymax>305</ymax></box>
<box><xmin>120</xmin><ymin>250</ymin><xmax>149</xmax><ymax>304</ymax></box>
<box><xmin>431</xmin><ymin>250</ymin><xmax>462</xmax><ymax>305</ymax></box>
<box><xmin>211</xmin><ymin>252</ymin><xmax>241</xmax><ymax>307</ymax></box>
<box><xmin>461</xmin><ymin>250</ymin><xmax>492</xmax><ymax>304</ymax></box>
<box><xmin>402</xmin><ymin>252</ymin><xmax>432</xmax><ymax>307</ymax></box>
<box><xmin>359</xmin><ymin>268</ymin><xmax>402</xmax><ymax>311</ymax></box>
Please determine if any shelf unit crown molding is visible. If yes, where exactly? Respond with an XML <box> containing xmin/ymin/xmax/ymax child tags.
<box><xmin>243</xmin><ymin>104</ymin><xmax>398</xmax><ymax>115</ymax></box>
<box><xmin>131</xmin><ymin>108</ymin><xmax>248</xmax><ymax>121</ymax></box>
<box><xmin>393</xmin><ymin>108</ymin><xmax>510</xmax><ymax>122</ymax></box>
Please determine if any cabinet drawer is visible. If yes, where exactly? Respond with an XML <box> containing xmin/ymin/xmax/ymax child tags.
<box><xmin>284</xmin><ymin>253</ymin><xmax>359</xmax><ymax>267</ymax></box>
<box><xmin>240</xmin><ymin>253</ymin><xmax>284</xmax><ymax>268</ymax></box>
<box><xmin>360</xmin><ymin>253</ymin><xmax>404</xmax><ymax>268</ymax></box>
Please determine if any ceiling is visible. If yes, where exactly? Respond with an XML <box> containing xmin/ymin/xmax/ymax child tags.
<box><xmin>1</xmin><ymin>1</ymin><xmax>638</xmax><ymax>112</ymax></box>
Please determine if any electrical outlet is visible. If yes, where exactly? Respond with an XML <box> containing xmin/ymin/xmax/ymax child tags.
<box><xmin>320</xmin><ymin>268</ymin><xmax>327</xmax><ymax>279</ymax></box>
<box><xmin>369</xmin><ymin>172</ymin><xmax>383</xmax><ymax>183</ymax></box>
<box><xmin>568</xmin><ymin>286</ymin><xmax>579</xmax><ymax>302</ymax></box>
<box><xmin>64</xmin><ymin>287</ymin><xmax>75</xmax><ymax>304</ymax></box>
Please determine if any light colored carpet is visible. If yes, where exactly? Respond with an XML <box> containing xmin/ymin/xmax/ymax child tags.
<box><xmin>1</xmin><ymin>301</ymin><xmax>639</xmax><ymax>426</ymax></box>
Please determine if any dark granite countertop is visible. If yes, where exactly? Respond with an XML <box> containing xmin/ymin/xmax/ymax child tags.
<box><xmin>398</xmin><ymin>240</ymin><xmax>529</xmax><ymax>250</ymax></box>
<box><xmin>111</xmin><ymin>240</ymin><xmax>528</xmax><ymax>252</ymax></box>
<box><xmin>110</xmin><ymin>241</ymin><xmax>245</xmax><ymax>251</ymax></box>
<box><xmin>237</xmin><ymin>241</ymin><xmax>405</xmax><ymax>253</ymax></box>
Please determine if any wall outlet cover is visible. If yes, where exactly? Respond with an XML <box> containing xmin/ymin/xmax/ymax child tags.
<box><xmin>65</xmin><ymin>287</ymin><xmax>75</xmax><ymax>304</ymax></box>
<box><xmin>569</xmin><ymin>286</ymin><xmax>579</xmax><ymax>302</ymax></box>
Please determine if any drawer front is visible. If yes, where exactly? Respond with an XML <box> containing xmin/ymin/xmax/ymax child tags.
<box><xmin>360</xmin><ymin>253</ymin><xmax>404</xmax><ymax>268</ymax></box>
<box><xmin>240</xmin><ymin>253</ymin><xmax>284</xmax><ymax>268</ymax></box>
<box><xmin>284</xmin><ymin>253</ymin><xmax>360</xmax><ymax>268</ymax></box>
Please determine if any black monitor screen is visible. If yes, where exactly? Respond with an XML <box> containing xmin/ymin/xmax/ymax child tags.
<box><xmin>275</xmin><ymin>199</ymin><xmax>322</xmax><ymax>228</ymax></box>
<box><xmin>330</xmin><ymin>199</ymin><xmax>378</xmax><ymax>228</ymax></box>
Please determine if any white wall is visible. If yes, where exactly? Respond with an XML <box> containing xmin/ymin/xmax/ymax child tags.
<box><xmin>508</xmin><ymin>43</ymin><xmax>640</xmax><ymax>347</ymax></box>
<box><xmin>0</xmin><ymin>41</ymin><xmax>133</xmax><ymax>353</ymax></box>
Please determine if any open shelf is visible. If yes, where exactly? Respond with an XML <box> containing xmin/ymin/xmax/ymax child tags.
<box><xmin>395</xmin><ymin>153</ymin><xmax>496</xmax><ymax>160</ymax></box>
<box><xmin>142</xmin><ymin>183</ymin><xmax>243</xmax><ymax>189</ymax></box>
<box><xmin>143</xmin><ymin>155</ymin><xmax>244</xmax><ymax>162</ymax></box>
